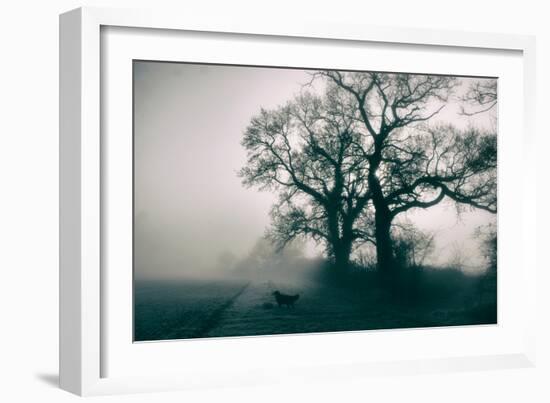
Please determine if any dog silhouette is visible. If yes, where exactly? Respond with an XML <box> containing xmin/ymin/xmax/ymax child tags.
<box><xmin>272</xmin><ymin>290</ymin><xmax>300</xmax><ymax>308</ymax></box>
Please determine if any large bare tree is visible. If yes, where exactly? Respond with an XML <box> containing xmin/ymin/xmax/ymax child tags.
<box><xmin>239</xmin><ymin>90</ymin><xmax>374</xmax><ymax>270</ymax></box>
<box><xmin>320</xmin><ymin>71</ymin><xmax>497</xmax><ymax>277</ymax></box>
<box><xmin>240</xmin><ymin>71</ymin><xmax>497</xmax><ymax>276</ymax></box>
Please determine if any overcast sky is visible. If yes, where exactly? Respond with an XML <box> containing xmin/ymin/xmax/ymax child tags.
<box><xmin>133</xmin><ymin>61</ymin><xmax>496</xmax><ymax>280</ymax></box>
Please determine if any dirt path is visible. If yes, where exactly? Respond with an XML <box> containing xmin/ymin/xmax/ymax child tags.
<box><xmin>191</xmin><ymin>282</ymin><xmax>250</xmax><ymax>338</ymax></box>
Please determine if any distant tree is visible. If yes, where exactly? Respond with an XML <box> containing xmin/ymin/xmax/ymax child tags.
<box><xmin>318</xmin><ymin>71</ymin><xmax>497</xmax><ymax>278</ymax></box>
<box><xmin>449</xmin><ymin>242</ymin><xmax>468</xmax><ymax>271</ymax></box>
<box><xmin>475</xmin><ymin>223</ymin><xmax>497</xmax><ymax>272</ymax></box>
<box><xmin>216</xmin><ymin>250</ymin><xmax>238</xmax><ymax>270</ymax></box>
<box><xmin>239</xmin><ymin>237</ymin><xmax>304</xmax><ymax>273</ymax></box>
<box><xmin>392</xmin><ymin>224</ymin><xmax>436</xmax><ymax>268</ymax></box>
<box><xmin>474</xmin><ymin>223</ymin><xmax>497</xmax><ymax>305</ymax></box>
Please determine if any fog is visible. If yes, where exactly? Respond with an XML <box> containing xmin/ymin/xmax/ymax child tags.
<box><xmin>133</xmin><ymin>61</ymin><xmax>496</xmax><ymax>281</ymax></box>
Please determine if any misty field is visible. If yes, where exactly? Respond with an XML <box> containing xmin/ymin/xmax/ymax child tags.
<box><xmin>134</xmin><ymin>266</ymin><xmax>496</xmax><ymax>342</ymax></box>
<box><xmin>133</xmin><ymin>64</ymin><xmax>499</xmax><ymax>342</ymax></box>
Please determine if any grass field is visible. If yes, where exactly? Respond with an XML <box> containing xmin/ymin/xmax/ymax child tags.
<box><xmin>134</xmin><ymin>267</ymin><xmax>496</xmax><ymax>342</ymax></box>
<box><xmin>134</xmin><ymin>279</ymin><xmax>248</xmax><ymax>341</ymax></box>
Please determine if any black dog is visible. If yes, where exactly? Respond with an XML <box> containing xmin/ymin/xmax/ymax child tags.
<box><xmin>272</xmin><ymin>290</ymin><xmax>300</xmax><ymax>308</ymax></box>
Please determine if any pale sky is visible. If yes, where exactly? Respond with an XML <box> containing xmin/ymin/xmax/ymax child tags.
<box><xmin>133</xmin><ymin>61</ymin><xmax>496</xmax><ymax>279</ymax></box>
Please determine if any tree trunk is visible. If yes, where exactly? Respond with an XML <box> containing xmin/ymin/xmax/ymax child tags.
<box><xmin>368</xmin><ymin>167</ymin><xmax>397</xmax><ymax>278</ymax></box>
<box><xmin>333</xmin><ymin>238</ymin><xmax>353</xmax><ymax>271</ymax></box>
<box><xmin>326</xmin><ymin>204</ymin><xmax>353</xmax><ymax>272</ymax></box>
<box><xmin>374</xmin><ymin>209</ymin><xmax>396</xmax><ymax>278</ymax></box>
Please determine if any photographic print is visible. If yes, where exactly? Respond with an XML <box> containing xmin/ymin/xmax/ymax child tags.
<box><xmin>133</xmin><ymin>61</ymin><xmax>497</xmax><ymax>342</ymax></box>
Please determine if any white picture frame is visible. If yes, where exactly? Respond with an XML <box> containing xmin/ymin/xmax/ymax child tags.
<box><xmin>59</xmin><ymin>6</ymin><xmax>537</xmax><ymax>396</ymax></box>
